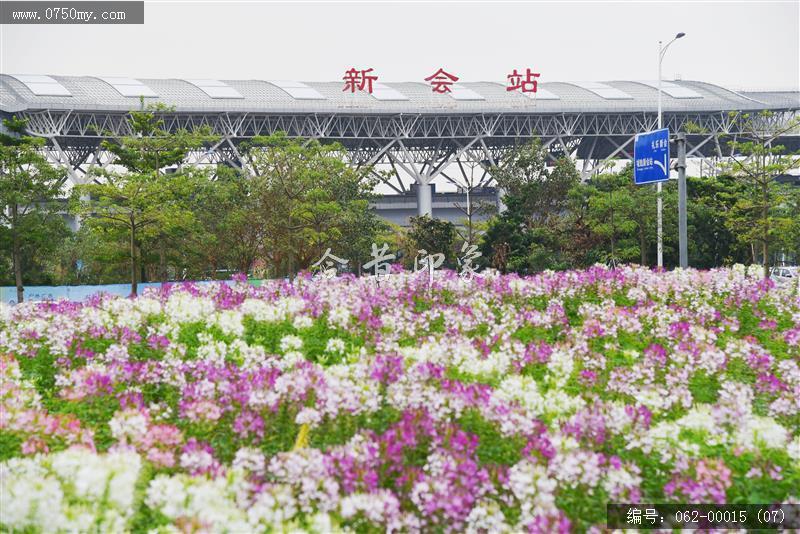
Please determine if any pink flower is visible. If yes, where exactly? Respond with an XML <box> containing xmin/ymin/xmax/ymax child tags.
<box><xmin>21</xmin><ymin>437</ymin><xmax>48</xmax><ymax>455</ymax></box>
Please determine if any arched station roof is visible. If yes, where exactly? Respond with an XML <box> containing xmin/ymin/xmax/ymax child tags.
<box><xmin>2</xmin><ymin>74</ymin><xmax>797</xmax><ymax>115</ymax></box>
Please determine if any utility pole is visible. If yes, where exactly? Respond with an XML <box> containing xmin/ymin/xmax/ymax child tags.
<box><xmin>677</xmin><ymin>132</ymin><xmax>688</xmax><ymax>268</ymax></box>
<box><xmin>657</xmin><ymin>32</ymin><xmax>686</xmax><ymax>268</ymax></box>
<box><xmin>657</xmin><ymin>40</ymin><xmax>664</xmax><ymax>268</ymax></box>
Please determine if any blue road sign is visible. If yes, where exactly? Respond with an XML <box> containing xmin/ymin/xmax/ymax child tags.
<box><xmin>634</xmin><ymin>128</ymin><xmax>670</xmax><ymax>184</ymax></box>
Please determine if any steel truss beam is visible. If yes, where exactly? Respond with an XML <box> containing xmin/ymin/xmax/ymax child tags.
<box><xmin>7</xmin><ymin>108</ymin><xmax>798</xmax><ymax>189</ymax></box>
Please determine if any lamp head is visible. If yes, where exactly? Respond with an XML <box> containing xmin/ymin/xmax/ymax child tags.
<box><xmin>676</xmin><ymin>32</ymin><xmax>686</xmax><ymax>39</ymax></box>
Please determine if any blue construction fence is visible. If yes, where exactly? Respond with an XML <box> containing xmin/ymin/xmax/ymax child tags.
<box><xmin>1</xmin><ymin>280</ymin><xmax>266</xmax><ymax>306</ymax></box>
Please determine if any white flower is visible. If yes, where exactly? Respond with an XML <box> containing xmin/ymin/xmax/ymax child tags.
<box><xmin>233</xmin><ymin>447</ymin><xmax>266</xmax><ymax>475</ymax></box>
<box><xmin>146</xmin><ymin>475</ymin><xmax>188</xmax><ymax>518</ymax></box>
<box><xmin>735</xmin><ymin>416</ymin><xmax>789</xmax><ymax>450</ymax></box>
<box><xmin>328</xmin><ymin>307</ymin><xmax>351</xmax><ymax>329</ymax></box>
<box><xmin>465</xmin><ymin>499</ymin><xmax>510</xmax><ymax>533</ymax></box>
<box><xmin>179</xmin><ymin>448</ymin><xmax>215</xmax><ymax>473</ymax></box>
<box><xmin>164</xmin><ymin>293</ymin><xmax>215</xmax><ymax>324</ymax></box>
<box><xmin>292</xmin><ymin>315</ymin><xmax>313</xmax><ymax>330</ymax></box>
<box><xmin>241</xmin><ymin>299</ymin><xmax>282</xmax><ymax>322</ymax></box>
<box><xmin>280</xmin><ymin>351</ymin><xmax>305</xmax><ymax>370</ymax></box>
<box><xmin>109</xmin><ymin>409</ymin><xmax>149</xmax><ymax>443</ymax></box>
<box><xmin>279</xmin><ymin>335</ymin><xmax>303</xmax><ymax>353</ymax></box>
<box><xmin>0</xmin><ymin>459</ymin><xmax>65</xmax><ymax>532</ymax></box>
<box><xmin>633</xmin><ymin>387</ymin><xmax>669</xmax><ymax>413</ymax></box>
<box><xmin>508</xmin><ymin>459</ymin><xmax>558</xmax><ymax>524</ymax></box>
<box><xmin>247</xmin><ymin>484</ymin><xmax>299</xmax><ymax>527</ymax></box>
<box><xmin>134</xmin><ymin>297</ymin><xmax>163</xmax><ymax>317</ymax></box>
<box><xmin>325</xmin><ymin>338</ymin><xmax>346</xmax><ymax>355</ymax></box>
<box><xmin>548</xmin><ymin>348</ymin><xmax>575</xmax><ymax>387</ymax></box>
<box><xmin>788</xmin><ymin>436</ymin><xmax>800</xmax><ymax>465</ymax></box>
<box><xmin>214</xmin><ymin>310</ymin><xmax>244</xmax><ymax>337</ymax></box>
<box><xmin>0</xmin><ymin>449</ymin><xmax>140</xmax><ymax>532</ymax></box>
<box><xmin>295</xmin><ymin>407</ymin><xmax>322</xmax><ymax>426</ymax></box>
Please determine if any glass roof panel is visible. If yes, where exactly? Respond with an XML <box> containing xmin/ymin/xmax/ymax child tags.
<box><xmin>449</xmin><ymin>85</ymin><xmax>485</xmax><ymax>101</ymax></box>
<box><xmin>98</xmin><ymin>76</ymin><xmax>157</xmax><ymax>97</ymax></box>
<box><xmin>570</xmin><ymin>81</ymin><xmax>633</xmax><ymax>100</ymax></box>
<box><xmin>371</xmin><ymin>82</ymin><xmax>409</xmax><ymax>101</ymax></box>
<box><xmin>269</xmin><ymin>80</ymin><xmax>326</xmax><ymax>100</ymax></box>
<box><xmin>523</xmin><ymin>87</ymin><xmax>560</xmax><ymax>100</ymax></box>
<box><xmin>184</xmin><ymin>79</ymin><xmax>244</xmax><ymax>99</ymax></box>
<box><xmin>7</xmin><ymin>74</ymin><xmax>72</xmax><ymax>96</ymax></box>
<box><xmin>635</xmin><ymin>80</ymin><xmax>703</xmax><ymax>98</ymax></box>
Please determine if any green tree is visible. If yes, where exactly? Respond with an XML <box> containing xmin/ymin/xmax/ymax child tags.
<box><xmin>76</xmin><ymin>107</ymin><xmax>215</xmax><ymax>295</ymax></box>
<box><xmin>244</xmin><ymin>134</ymin><xmax>382</xmax><ymax>277</ymax></box>
<box><xmin>405</xmin><ymin>215</ymin><xmax>457</xmax><ymax>269</ymax></box>
<box><xmin>720</xmin><ymin>111</ymin><xmax>800</xmax><ymax>278</ymax></box>
<box><xmin>685</xmin><ymin>174</ymin><xmax>750</xmax><ymax>268</ymax></box>
<box><xmin>578</xmin><ymin>167</ymin><xmax>670</xmax><ymax>267</ymax></box>
<box><xmin>0</xmin><ymin>117</ymin><xmax>66</xmax><ymax>303</ymax></box>
<box><xmin>582</xmin><ymin>173</ymin><xmax>640</xmax><ymax>266</ymax></box>
<box><xmin>562</xmin><ymin>179</ymin><xmax>604</xmax><ymax>268</ymax></box>
<box><xmin>481</xmin><ymin>141</ymin><xmax>579</xmax><ymax>273</ymax></box>
<box><xmin>45</xmin><ymin>227</ymin><xmax>106</xmax><ymax>286</ymax></box>
<box><xmin>187</xmin><ymin>165</ymin><xmax>263</xmax><ymax>278</ymax></box>
<box><xmin>781</xmin><ymin>183</ymin><xmax>800</xmax><ymax>265</ymax></box>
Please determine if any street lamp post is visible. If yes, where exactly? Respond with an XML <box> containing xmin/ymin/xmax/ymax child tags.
<box><xmin>656</xmin><ymin>32</ymin><xmax>685</xmax><ymax>269</ymax></box>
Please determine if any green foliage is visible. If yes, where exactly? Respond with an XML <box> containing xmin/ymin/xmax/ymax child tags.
<box><xmin>244</xmin><ymin>133</ymin><xmax>385</xmax><ymax>277</ymax></box>
<box><xmin>259</xmin><ymin>404</ymin><xmax>302</xmax><ymax>457</ymax></box>
<box><xmin>459</xmin><ymin>409</ymin><xmax>525</xmax><ymax>465</ymax></box>
<box><xmin>719</xmin><ymin>111</ymin><xmax>800</xmax><ymax>277</ymax></box>
<box><xmin>76</xmin><ymin>106</ymin><xmax>217</xmax><ymax>294</ymax></box>
<box><xmin>405</xmin><ymin>215</ymin><xmax>457</xmax><ymax>269</ymax></box>
<box><xmin>686</xmin><ymin>175</ymin><xmax>751</xmax><ymax>268</ymax></box>
<box><xmin>55</xmin><ymin>396</ymin><xmax>120</xmax><ymax>452</ymax></box>
<box><xmin>100</xmin><ymin>109</ymin><xmax>212</xmax><ymax>173</ymax></box>
<box><xmin>311</xmin><ymin>405</ymin><xmax>402</xmax><ymax>450</ymax></box>
<box><xmin>298</xmin><ymin>315</ymin><xmax>361</xmax><ymax>366</ymax></box>
<box><xmin>725</xmin><ymin>357</ymin><xmax>758</xmax><ymax>385</ymax></box>
<box><xmin>556</xmin><ymin>486</ymin><xmax>610</xmax><ymax>531</ymax></box>
<box><xmin>0</xmin><ymin>117</ymin><xmax>67</xmax><ymax>300</ymax></box>
<box><xmin>513</xmin><ymin>324</ymin><xmax>559</xmax><ymax>344</ymax></box>
<box><xmin>243</xmin><ymin>316</ymin><xmax>361</xmax><ymax>366</ymax></box>
<box><xmin>726</xmin><ymin>449</ymin><xmax>800</xmax><ymax>503</ymax></box>
<box><xmin>244</xmin><ymin>317</ymin><xmax>296</xmax><ymax>353</ymax></box>
<box><xmin>11</xmin><ymin>113</ymin><xmax>800</xmax><ymax>286</ymax></box>
<box><xmin>689</xmin><ymin>370</ymin><xmax>721</xmax><ymax>403</ymax></box>
<box><xmin>129</xmin><ymin>463</ymin><xmax>171</xmax><ymax>533</ymax></box>
<box><xmin>477</xmin><ymin>138</ymin><xmax>799</xmax><ymax>275</ymax></box>
<box><xmin>0</xmin><ymin>431</ymin><xmax>23</xmax><ymax>461</ymax></box>
<box><xmin>481</xmin><ymin>142</ymin><xmax>579</xmax><ymax>273</ymax></box>
<box><xmin>583</xmin><ymin>170</ymin><xmax>662</xmax><ymax>266</ymax></box>
<box><xmin>16</xmin><ymin>348</ymin><xmax>59</xmax><ymax>403</ymax></box>
<box><xmin>186</xmin><ymin>165</ymin><xmax>263</xmax><ymax>276</ymax></box>
<box><xmin>176</xmin><ymin>321</ymin><xmax>215</xmax><ymax>358</ymax></box>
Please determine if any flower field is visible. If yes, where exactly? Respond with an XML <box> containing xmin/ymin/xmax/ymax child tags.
<box><xmin>1</xmin><ymin>266</ymin><xmax>799</xmax><ymax>533</ymax></box>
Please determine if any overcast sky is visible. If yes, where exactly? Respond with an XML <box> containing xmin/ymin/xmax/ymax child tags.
<box><xmin>2</xmin><ymin>0</ymin><xmax>799</xmax><ymax>90</ymax></box>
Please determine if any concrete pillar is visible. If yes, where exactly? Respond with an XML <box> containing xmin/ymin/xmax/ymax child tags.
<box><xmin>417</xmin><ymin>182</ymin><xmax>432</xmax><ymax>217</ymax></box>
<box><xmin>496</xmin><ymin>186</ymin><xmax>507</xmax><ymax>214</ymax></box>
<box><xmin>677</xmin><ymin>132</ymin><xmax>688</xmax><ymax>269</ymax></box>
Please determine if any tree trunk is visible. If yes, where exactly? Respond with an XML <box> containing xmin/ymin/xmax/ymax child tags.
<box><xmin>159</xmin><ymin>244</ymin><xmax>167</xmax><ymax>282</ymax></box>
<box><xmin>130</xmin><ymin>216</ymin><xmax>138</xmax><ymax>296</ymax></box>
<box><xmin>239</xmin><ymin>256</ymin><xmax>253</xmax><ymax>275</ymax></box>
<box><xmin>11</xmin><ymin>204</ymin><xmax>23</xmax><ymax>304</ymax></box>
<box><xmin>639</xmin><ymin>227</ymin><xmax>647</xmax><ymax>266</ymax></box>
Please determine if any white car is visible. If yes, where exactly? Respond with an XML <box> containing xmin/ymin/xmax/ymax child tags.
<box><xmin>771</xmin><ymin>266</ymin><xmax>798</xmax><ymax>285</ymax></box>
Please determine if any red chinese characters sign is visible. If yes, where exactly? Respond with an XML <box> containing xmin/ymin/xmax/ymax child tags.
<box><xmin>340</xmin><ymin>67</ymin><xmax>543</xmax><ymax>95</ymax></box>
<box><xmin>506</xmin><ymin>68</ymin><xmax>540</xmax><ymax>93</ymax></box>
<box><xmin>425</xmin><ymin>68</ymin><xmax>459</xmax><ymax>94</ymax></box>
<box><xmin>343</xmin><ymin>68</ymin><xmax>378</xmax><ymax>93</ymax></box>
